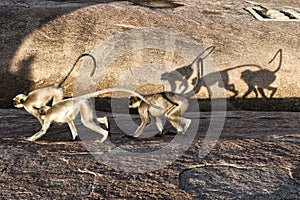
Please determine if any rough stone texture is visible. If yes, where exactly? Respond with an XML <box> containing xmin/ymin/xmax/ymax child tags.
<box><xmin>0</xmin><ymin>0</ymin><xmax>299</xmax><ymax>199</ymax></box>
<box><xmin>0</xmin><ymin>0</ymin><xmax>299</xmax><ymax>108</ymax></box>
<box><xmin>0</xmin><ymin>109</ymin><xmax>299</xmax><ymax>199</ymax></box>
<box><xmin>179</xmin><ymin>166</ymin><xmax>300</xmax><ymax>199</ymax></box>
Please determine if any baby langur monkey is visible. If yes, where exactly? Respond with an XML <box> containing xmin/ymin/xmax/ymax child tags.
<box><xmin>129</xmin><ymin>92</ymin><xmax>191</xmax><ymax>138</ymax></box>
<box><xmin>26</xmin><ymin>88</ymin><xmax>161</xmax><ymax>142</ymax></box>
<box><xmin>13</xmin><ymin>53</ymin><xmax>96</xmax><ymax>125</ymax></box>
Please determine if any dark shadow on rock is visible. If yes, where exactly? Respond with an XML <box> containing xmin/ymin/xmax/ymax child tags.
<box><xmin>0</xmin><ymin>1</ymin><xmax>124</xmax><ymax>108</ymax></box>
<box><xmin>94</xmin><ymin>97</ymin><xmax>300</xmax><ymax>112</ymax></box>
<box><xmin>129</xmin><ymin>0</ymin><xmax>184</xmax><ymax>9</ymax></box>
<box><xmin>0</xmin><ymin>55</ymin><xmax>34</xmax><ymax>108</ymax></box>
<box><xmin>161</xmin><ymin>46</ymin><xmax>215</xmax><ymax>97</ymax></box>
<box><xmin>161</xmin><ymin>49</ymin><xmax>283</xmax><ymax>100</ymax></box>
<box><xmin>195</xmin><ymin>64</ymin><xmax>263</xmax><ymax>98</ymax></box>
<box><xmin>241</xmin><ymin>49</ymin><xmax>282</xmax><ymax>99</ymax></box>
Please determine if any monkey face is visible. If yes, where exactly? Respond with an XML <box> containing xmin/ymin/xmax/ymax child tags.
<box><xmin>39</xmin><ymin>106</ymin><xmax>51</xmax><ymax>116</ymax></box>
<box><xmin>128</xmin><ymin>96</ymin><xmax>141</xmax><ymax>108</ymax></box>
<box><xmin>13</xmin><ymin>94</ymin><xmax>27</xmax><ymax>108</ymax></box>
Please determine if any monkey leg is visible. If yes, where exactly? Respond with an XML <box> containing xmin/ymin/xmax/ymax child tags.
<box><xmin>270</xmin><ymin>88</ymin><xmax>277</xmax><ymax>98</ymax></box>
<box><xmin>179</xmin><ymin>80</ymin><xmax>189</xmax><ymax>93</ymax></box>
<box><xmin>165</xmin><ymin>103</ymin><xmax>191</xmax><ymax>134</ymax></box>
<box><xmin>155</xmin><ymin>117</ymin><xmax>164</xmax><ymax>136</ymax></box>
<box><xmin>97</xmin><ymin>116</ymin><xmax>109</xmax><ymax>129</ymax></box>
<box><xmin>52</xmin><ymin>88</ymin><xmax>64</xmax><ymax>105</ymax></box>
<box><xmin>168</xmin><ymin>119</ymin><xmax>183</xmax><ymax>133</ymax></box>
<box><xmin>242</xmin><ymin>86</ymin><xmax>256</xmax><ymax>98</ymax></box>
<box><xmin>79</xmin><ymin>101</ymin><xmax>108</xmax><ymax>142</ymax></box>
<box><xmin>134</xmin><ymin>107</ymin><xmax>150</xmax><ymax>138</ymax></box>
<box><xmin>206</xmin><ymin>86</ymin><xmax>212</xmax><ymax>98</ymax></box>
<box><xmin>266</xmin><ymin>86</ymin><xmax>277</xmax><ymax>98</ymax></box>
<box><xmin>25</xmin><ymin>106</ymin><xmax>44</xmax><ymax>125</ymax></box>
<box><xmin>27</xmin><ymin>120</ymin><xmax>51</xmax><ymax>141</ymax></box>
<box><xmin>67</xmin><ymin>121</ymin><xmax>78</xmax><ymax>140</ymax></box>
<box><xmin>133</xmin><ymin>121</ymin><xmax>150</xmax><ymax>138</ymax></box>
<box><xmin>225</xmin><ymin>84</ymin><xmax>238</xmax><ymax>98</ymax></box>
<box><xmin>182</xmin><ymin>118</ymin><xmax>192</xmax><ymax>133</ymax></box>
<box><xmin>166</xmin><ymin>113</ymin><xmax>185</xmax><ymax>134</ymax></box>
<box><xmin>258</xmin><ymin>88</ymin><xmax>267</xmax><ymax>98</ymax></box>
<box><xmin>253</xmin><ymin>88</ymin><xmax>258</xmax><ymax>98</ymax></box>
<box><xmin>169</xmin><ymin>81</ymin><xmax>177</xmax><ymax>93</ymax></box>
<box><xmin>82</xmin><ymin>120</ymin><xmax>108</xmax><ymax>143</ymax></box>
<box><xmin>167</xmin><ymin>116</ymin><xmax>191</xmax><ymax>134</ymax></box>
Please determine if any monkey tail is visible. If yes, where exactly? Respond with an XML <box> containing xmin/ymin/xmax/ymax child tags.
<box><xmin>268</xmin><ymin>49</ymin><xmax>282</xmax><ymax>73</ymax></box>
<box><xmin>191</xmin><ymin>46</ymin><xmax>216</xmax><ymax>77</ymax></box>
<box><xmin>223</xmin><ymin>64</ymin><xmax>264</xmax><ymax>71</ymax></box>
<box><xmin>162</xmin><ymin>93</ymin><xmax>179</xmax><ymax>106</ymax></box>
<box><xmin>76</xmin><ymin>88</ymin><xmax>164</xmax><ymax>110</ymax></box>
<box><xmin>55</xmin><ymin>53</ymin><xmax>97</xmax><ymax>88</ymax></box>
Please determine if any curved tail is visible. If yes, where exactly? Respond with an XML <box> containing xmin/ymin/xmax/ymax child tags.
<box><xmin>192</xmin><ymin>46</ymin><xmax>215</xmax><ymax>78</ymax></box>
<box><xmin>55</xmin><ymin>53</ymin><xmax>97</xmax><ymax>88</ymax></box>
<box><xmin>223</xmin><ymin>63</ymin><xmax>264</xmax><ymax>71</ymax></box>
<box><xmin>76</xmin><ymin>88</ymin><xmax>164</xmax><ymax>110</ymax></box>
<box><xmin>268</xmin><ymin>49</ymin><xmax>282</xmax><ymax>73</ymax></box>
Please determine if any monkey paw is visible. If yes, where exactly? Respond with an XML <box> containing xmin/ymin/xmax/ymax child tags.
<box><xmin>26</xmin><ymin>137</ymin><xmax>35</xmax><ymax>142</ymax></box>
<box><xmin>155</xmin><ymin>132</ymin><xmax>164</xmax><ymax>137</ymax></box>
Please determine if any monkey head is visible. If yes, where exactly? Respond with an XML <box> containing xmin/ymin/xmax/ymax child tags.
<box><xmin>241</xmin><ymin>69</ymin><xmax>252</xmax><ymax>80</ymax></box>
<box><xmin>39</xmin><ymin>106</ymin><xmax>51</xmax><ymax>121</ymax></box>
<box><xmin>39</xmin><ymin>106</ymin><xmax>51</xmax><ymax>116</ymax></box>
<box><xmin>128</xmin><ymin>96</ymin><xmax>142</xmax><ymax>108</ymax></box>
<box><xmin>13</xmin><ymin>94</ymin><xmax>28</xmax><ymax>108</ymax></box>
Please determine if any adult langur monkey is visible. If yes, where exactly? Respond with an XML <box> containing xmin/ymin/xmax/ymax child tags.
<box><xmin>129</xmin><ymin>91</ymin><xmax>191</xmax><ymax>138</ymax></box>
<box><xmin>26</xmin><ymin>88</ymin><xmax>163</xmax><ymax>142</ymax></box>
<box><xmin>13</xmin><ymin>53</ymin><xmax>96</xmax><ymax>125</ymax></box>
<box><xmin>127</xmin><ymin>47</ymin><xmax>217</xmax><ymax>138</ymax></box>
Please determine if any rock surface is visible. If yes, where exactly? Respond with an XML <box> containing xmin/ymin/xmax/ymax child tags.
<box><xmin>0</xmin><ymin>0</ymin><xmax>299</xmax><ymax>199</ymax></box>
<box><xmin>0</xmin><ymin>0</ymin><xmax>299</xmax><ymax>108</ymax></box>
<box><xmin>0</xmin><ymin>109</ymin><xmax>299</xmax><ymax>199</ymax></box>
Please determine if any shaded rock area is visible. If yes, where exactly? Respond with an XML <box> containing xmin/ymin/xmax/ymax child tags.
<box><xmin>0</xmin><ymin>109</ymin><xmax>299</xmax><ymax>199</ymax></box>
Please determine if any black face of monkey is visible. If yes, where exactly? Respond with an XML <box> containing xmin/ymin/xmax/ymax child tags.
<box><xmin>13</xmin><ymin>94</ymin><xmax>27</xmax><ymax>108</ymax></box>
<box><xmin>128</xmin><ymin>96</ymin><xmax>141</xmax><ymax>108</ymax></box>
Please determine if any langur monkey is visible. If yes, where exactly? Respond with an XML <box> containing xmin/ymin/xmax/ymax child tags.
<box><xmin>26</xmin><ymin>88</ymin><xmax>163</xmax><ymax>142</ymax></box>
<box><xmin>129</xmin><ymin>92</ymin><xmax>191</xmax><ymax>138</ymax></box>
<box><xmin>13</xmin><ymin>53</ymin><xmax>96</xmax><ymax>125</ymax></box>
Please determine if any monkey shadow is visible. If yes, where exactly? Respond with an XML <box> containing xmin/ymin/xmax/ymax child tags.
<box><xmin>161</xmin><ymin>49</ymin><xmax>283</xmax><ymax>100</ymax></box>
<box><xmin>161</xmin><ymin>61</ymin><xmax>199</xmax><ymax>95</ymax></box>
<box><xmin>161</xmin><ymin>63</ymin><xmax>282</xmax><ymax>99</ymax></box>
<box><xmin>0</xmin><ymin>56</ymin><xmax>34</xmax><ymax>108</ymax></box>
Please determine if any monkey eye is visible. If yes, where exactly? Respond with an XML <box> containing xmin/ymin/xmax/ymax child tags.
<box><xmin>20</xmin><ymin>99</ymin><xmax>25</xmax><ymax>104</ymax></box>
<box><xmin>39</xmin><ymin>109</ymin><xmax>46</xmax><ymax>115</ymax></box>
